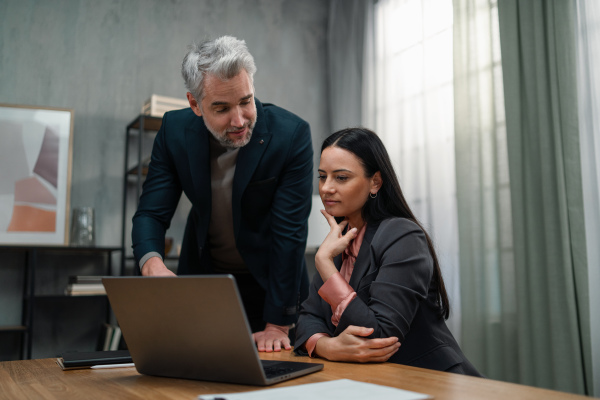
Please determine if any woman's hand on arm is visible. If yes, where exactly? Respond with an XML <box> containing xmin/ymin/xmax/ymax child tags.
<box><xmin>315</xmin><ymin>210</ymin><xmax>358</xmax><ymax>282</ymax></box>
<box><xmin>314</xmin><ymin>325</ymin><xmax>400</xmax><ymax>363</ymax></box>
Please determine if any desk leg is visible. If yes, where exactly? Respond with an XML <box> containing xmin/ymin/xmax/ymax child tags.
<box><xmin>22</xmin><ymin>249</ymin><xmax>36</xmax><ymax>360</ymax></box>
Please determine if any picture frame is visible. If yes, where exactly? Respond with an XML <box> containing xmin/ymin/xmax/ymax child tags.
<box><xmin>0</xmin><ymin>103</ymin><xmax>74</xmax><ymax>245</ymax></box>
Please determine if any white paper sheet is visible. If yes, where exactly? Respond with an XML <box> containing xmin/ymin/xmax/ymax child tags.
<box><xmin>198</xmin><ymin>379</ymin><xmax>433</xmax><ymax>400</ymax></box>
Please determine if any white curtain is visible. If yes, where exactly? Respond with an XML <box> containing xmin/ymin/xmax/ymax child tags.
<box><xmin>365</xmin><ymin>0</ymin><xmax>598</xmax><ymax>394</ymax></box>
<box><xmin>327</xmin><ymin>0</ymin><xmax>371</xmax><ymax>131</ymax></box>
<box><xmin>364</xmin><ymin>0</ymin><xmax>461</xmax><ymax>337</ymax></box>
<box><xmin>576</xmin><ymin>0</ymin><xmax>600</xmax><ymax>395</ymax></box>
<box><xmin>453</xmin><ymin>0</ymin><xmax>515</xmax><ymax>381</ymax></box>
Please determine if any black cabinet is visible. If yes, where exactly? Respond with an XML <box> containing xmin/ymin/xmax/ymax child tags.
<box><xmin>0</xmin><ymin>245</ymin><xmax>120</xmax><ymax>360</ymax></box>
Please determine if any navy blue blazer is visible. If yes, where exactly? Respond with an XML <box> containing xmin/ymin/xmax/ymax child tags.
<box><xmin>132</xmin><ymin>98</ymin><xmax>313</xmax><ymax>326</ymax></box>
<box><xmin>295</xmin><ymin>218</ymin><xmax>480</xmax><ymax>375</ymax></box>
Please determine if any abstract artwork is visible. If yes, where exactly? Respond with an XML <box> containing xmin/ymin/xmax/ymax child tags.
<box><xmin>0</xmin><ymin>104</ymin><xmax>73</xmax><ymax>245</ymax></box>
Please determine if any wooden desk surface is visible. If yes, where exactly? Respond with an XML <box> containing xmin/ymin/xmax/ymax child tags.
<box><xmin>0</xmin><ymin>351</ymin><xmax>593</xmax><ymax>400</ymax></box>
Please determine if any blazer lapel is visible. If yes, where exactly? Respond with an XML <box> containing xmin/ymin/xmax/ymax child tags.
<box><xmin>348</xmin><ymin>222</ymin><xmax>380</xmax><ymax>289</ymax></box>
<box><xmin>232</xmin><ymin>99</ymin><xmax>271</xmax><ymax>233</ymax></box>
<box><xmin>185</xmin><ymin>116</ymin><xmax>211</xmax><ymax>210</ymax></box>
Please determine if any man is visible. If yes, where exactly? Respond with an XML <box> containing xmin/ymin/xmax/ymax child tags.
<box><xmin>132</xmin><ymin>36</ymin><xmax>313</xmax><ymax>352</ymax></box>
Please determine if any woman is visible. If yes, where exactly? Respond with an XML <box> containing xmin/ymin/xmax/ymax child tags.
<box><xmin>295</xmin><ymin>128</ymin><xmax>481</xmax><ymax>376</ymax></box>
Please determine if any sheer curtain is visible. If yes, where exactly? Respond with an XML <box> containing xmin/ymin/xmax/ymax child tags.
<box><xmin>498</xmin><ymin>0</ymin><xmax>590</xmax><ymax>394</ymax></box>
<box><xmin>364</xmin><ymin>0</ymin><xmax>461</xmax><ymax>337</ymax></box>
<box><xmin>364</xmin><ymin>0</ymin><xmax>596</xmax><ymax>394</ymax></box>
<box><xmin>327</xmin><ymin>0</ymin><xmax>371</xmax><ymax>132</ymax></box>
<box><xmin>576</xmin><ymin>0</ymin><xmax>600</xmax><ymax>395</ymax></box>
<box><xmin>453</xmin><ymin>0</ymin><xmax>515</xmax><ymax>381</ymax></box>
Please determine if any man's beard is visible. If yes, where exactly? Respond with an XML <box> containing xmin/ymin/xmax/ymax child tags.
<box><xmin>205</xmin><ymin>116</ymin><xmax>257</xmax><ymax>149</ymax></box>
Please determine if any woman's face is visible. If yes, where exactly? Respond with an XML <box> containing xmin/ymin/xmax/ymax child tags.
<box><xmin>318</xmin><ymin>146</ymin><xmax>380</xmax><ymax>227</ymax></box>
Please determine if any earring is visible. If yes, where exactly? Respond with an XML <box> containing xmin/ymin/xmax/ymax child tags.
<box><xmin>370</xmin><ymin>192</ymin><xmax>377</xmax><ymax>199</ymax></box>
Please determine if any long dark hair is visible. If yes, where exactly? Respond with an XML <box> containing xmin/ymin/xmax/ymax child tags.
<box><xmin>322</xmin><ymin>127</ymin><xmax>450</xmax><ymax>319</ymax></box>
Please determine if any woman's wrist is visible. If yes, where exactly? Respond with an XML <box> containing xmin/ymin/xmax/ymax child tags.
<box><xmin>315</xmin><ymin>253</ymin><xmax>337</xmax><ymax>282</ymax></box>
<box><xmin>314</xmin><ymin>336</ymin><xmax>331</xmax><ymax>359</ymax></box>
<box><xmin>315</xmin><ymin>248</ymin><xmax>333</xmax><ymax>264</ymax></box>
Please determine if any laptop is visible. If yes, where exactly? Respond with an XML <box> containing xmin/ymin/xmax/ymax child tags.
<box><xmin>102</xmin><ymin>275</ymin><xmax>323</xmax><ymax>385</ymax></box>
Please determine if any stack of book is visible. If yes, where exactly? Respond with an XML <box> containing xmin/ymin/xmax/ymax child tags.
<box><xmin>141</xmin><ymin>94</ymin><xmax>189</xmax><ymax>117</ymax></box>
<box><xmin>64</xmin><ymin>276</ymin><xmax>106</xmax><ymax>296</ymax></box>
<box><xmin>98</xmin><ymin>323</ymin><xmax>123</xmax><ymax>351</ymax></box>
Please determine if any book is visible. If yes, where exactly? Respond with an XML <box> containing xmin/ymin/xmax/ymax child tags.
<box><xmin>96</xmin><ymin>323</ymin><xmax>114</xmax><ymax>351</ymax></box>
<box><xmin>109</xmin><ymin>326</ymin><xmax>122</xmax><ymax>351</ymax></box>
<box><xmin>66</xmin><ymin>275</ymin><xmax>106</xmax><ymax>295</ymax></box>
<box><xmin>96</xmin><ymin>324</ymin><xmax>125</xmax><ymax>351</ymax></box>
<box><xmin>65</xmin><ymin>282</ymin><xmax>106</xmax><ymax>296</ymax></box>
<box><xmin>56</xmin><ymin>350</ymin><xmax>133</xmax><ymax>370</ymax></box>
<box><xmin>68</xmin><ymin>275</ymin><xmax>105</xmax><ymax>284</ymax></box>
<box><xmin>141</xmin><ymin>94</ymin><xmax>189</xmax><ymax>117</ymax></box>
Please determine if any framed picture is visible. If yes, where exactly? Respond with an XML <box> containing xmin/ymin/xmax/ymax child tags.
<box><xmin>0</xmin><ymin>103</ymin><xmax>74</xmax><ymax>245</ymax></box>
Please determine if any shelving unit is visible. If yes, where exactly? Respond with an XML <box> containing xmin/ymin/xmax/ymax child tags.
<box><xmin>121</xmin><ymin>114</ymin><xmax>191</xmax><ymax>276</ymax></box>
<box><xmin>120</xmin><ymin>115</ymin><xmax>163</xmax><ymax>276</ymax></box>
<box><xmin>0</xmin><ymin>245</ymin><xmax>121</xmax><ymax>360</ymax></box>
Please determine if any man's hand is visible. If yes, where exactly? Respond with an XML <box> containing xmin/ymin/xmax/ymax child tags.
<box><xmin>252</xmin><ymin>323</ymin><xmax>291</xmax><ymax>352</ymax></box>
<box><xmin>314</xmin><ymin>325</ymin><xmax>400</xmax><ymax>363</ymax></box>
<box><xmin>141</xmin><ymin>256</ymin><xmax>176</xmax><ymax>276</ymax></box>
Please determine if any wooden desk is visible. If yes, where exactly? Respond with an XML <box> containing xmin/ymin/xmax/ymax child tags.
<box><xmin>0</xmin><ymin>351</ymin><xmax>593</xmax><ymax>400</ymax></box>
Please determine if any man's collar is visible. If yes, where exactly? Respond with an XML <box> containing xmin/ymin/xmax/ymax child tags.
<box><xmin>251</xmin><ymin>97</ymin><xmax>268</xmax><ymax>137</ymax></box>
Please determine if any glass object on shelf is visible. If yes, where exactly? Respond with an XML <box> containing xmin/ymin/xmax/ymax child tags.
<box><xmin>70</xmin><ymin>207</ymin><xmax>95</xmax><ymax>247</ymax></box>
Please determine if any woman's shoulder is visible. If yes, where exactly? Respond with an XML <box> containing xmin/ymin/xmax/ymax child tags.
<box><xmin>370</xmin><ymin>218</ymin><xmax>432</xmax><ymax>266</ymax></box>
<box><xmin>370</xmin><ymin>217</ymin><xmax>428</xmax><ymax>248</ymax></box>
<box><xmin>376</xmin><ymin>217</ymin><xmax>424</xmax><ymax>235</ymax></box>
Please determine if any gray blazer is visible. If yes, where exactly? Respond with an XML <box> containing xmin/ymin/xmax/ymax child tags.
<box><xmin>295</xmin><ymin>218</ymin><xmax>481</xmax><ymax>376</ymax></box>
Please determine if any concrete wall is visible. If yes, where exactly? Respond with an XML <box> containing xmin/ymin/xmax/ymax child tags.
<box><xmin>0</xmin><ymin>0</ymin><xmax>330</xmax><ymax>249</ymax></box>
<box><xmin>0</xmin><ymin>0</ymin><xmax>329</xmax><ymax>358</ymax></box>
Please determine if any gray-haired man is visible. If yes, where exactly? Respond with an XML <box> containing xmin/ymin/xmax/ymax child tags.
<box><xmin>132</xmin><ymin>36</ymin><xmax>313</xmax><ymax>352</ymax></box>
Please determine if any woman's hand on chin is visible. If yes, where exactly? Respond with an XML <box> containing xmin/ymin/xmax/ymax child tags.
<box><xmin>315</xmin><ymin>210</ymin><xmax>358</xmax><ymax>281</ymax></box>
<box><xmin>314</xmin><ymin>325</ymin><xmax>400</xmax><ymax>363</ymax></box>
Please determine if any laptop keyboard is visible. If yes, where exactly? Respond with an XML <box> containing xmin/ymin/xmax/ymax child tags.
<box><xmin>262</xmin><ymin>360</ymin><xmax>305</xmax><ymax>378</ymax></box>
<box><xmin>264</xmin><ymin>365</ymin><xmax>297</xmax><ymax>377</ymax></box>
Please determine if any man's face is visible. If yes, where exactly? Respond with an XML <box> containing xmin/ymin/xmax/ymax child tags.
<box><xmin>187</xmin><ymin>69</ymin><xmax>257</xmax><ymax>148</ymax></box>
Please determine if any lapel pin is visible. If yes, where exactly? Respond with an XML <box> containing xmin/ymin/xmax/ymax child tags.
<box><xmin>259</xmin><ymin>140</ymin><xmax>264</xmax><ymax>145</ymax></box>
